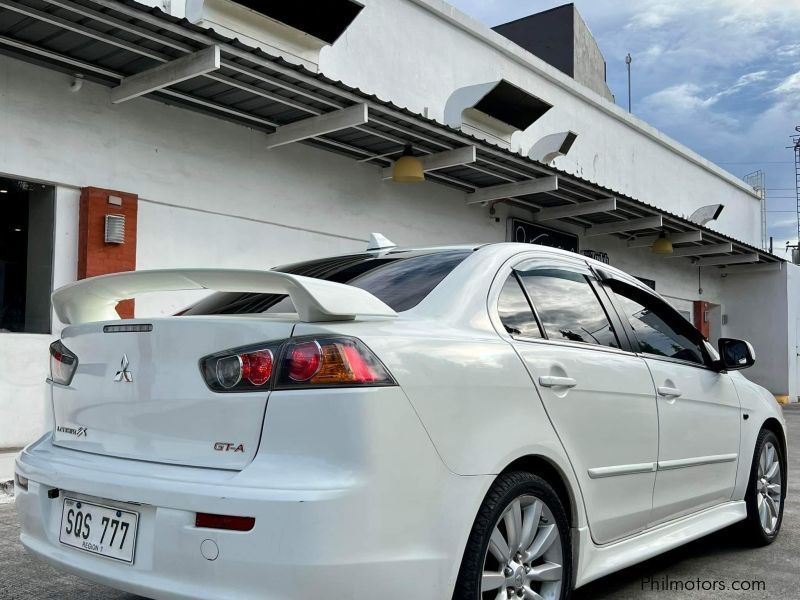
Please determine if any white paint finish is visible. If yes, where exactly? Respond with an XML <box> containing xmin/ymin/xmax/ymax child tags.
<box><xmin>465</xmin><ymin>176</ymin><xmax>558</xmax><ymax>204</ymax></box>
<box><xmin>721</xmin><ymin>267</ymin><xmax>792</xmax><ymax>397</ymax></box>
<box><xmin>12</xmin><ymin>243</ymin><xmax>789</xmax><ymax>597</ymax></box>
<box><xmin>575</xmin><ymin>502</ymin><xmax>747</xmax><ymax>587</ymax></box>
<box><xmin>627</xmin><ymin>231</ymin><xmax>703</xmax><ymax>248</ymax></box>
<box><xmin>665</xmin><ymin>243</ymin><xmax>733</xmax><ymax>258</ymax></box>
<box><xmin>264</xmin><ymin>103</ymin><xmax>368</xmax><ymax>149</ymax></box>
<box><xmin>531</xmin><ymin>197</ymin><xmax>615</xmax><ymax>222</ymax></box>
<box><xmin>584</xmin><ymin>216</ymin><xmax>662</xmax><ymax>237</ymax></box>
<box><xmin>0</xmin><ymin>334</ymin><xmax>53</xmax><ymax>448</ymax></box>
<box><xmin>322</xmin><ymin>0</ymin><xmax>762</xmax><ymax>245</ymax></box>
<box><xmin>695</xmin><ymin>253</ymin><xmax>759</xmax><ymax>267</ymax></box>
<box><xmin>110</xmin><ymin>45</ymin><xmax>221</xmax><ymax>104</ymax></box>
<box><xmin>647</xmin><ymin>362</ymin><xmax>741</xmax><ymax>525</ymax></box>
<box><xmin>53</xmin><ymin>269</ymin><xmax>396</xmax><ymax>325</ymax></box>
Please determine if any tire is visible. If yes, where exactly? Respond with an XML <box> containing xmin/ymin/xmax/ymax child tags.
<box><xmin>454</xmin><ymin>471</ymin><xmax>571</xmax><ymax>600</ymax></box>
<box><xmin>741</xmin><ymin>429</ymin><xmax>785</xmax><ymax>546</ymax></box>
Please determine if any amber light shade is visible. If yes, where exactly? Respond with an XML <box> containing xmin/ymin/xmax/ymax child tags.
<box><xmin>392</xmin><ymin>144</ymin><xmax>425</xmax><ymax>182</ymax></box>
<box><xmin>651</xmin><ymin>231</ymin><xmax>674</xmax><ymax>254</ymax></box>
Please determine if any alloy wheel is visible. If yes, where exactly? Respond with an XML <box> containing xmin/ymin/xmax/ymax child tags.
<box><xmin>480</xmin><ymin>494</ymin><xmax>563</xmax><ymax>600</ymax></box>
<box><xmin>757</xmin><ymin>441</ymin><xmax>782</xmax><ymax>535</ymax></box>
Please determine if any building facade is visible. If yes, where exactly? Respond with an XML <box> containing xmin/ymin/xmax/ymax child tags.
<box><xmin>0</xmin><ymin>0</ymin><xmax>798</xmax><ymax>449</ymax></box>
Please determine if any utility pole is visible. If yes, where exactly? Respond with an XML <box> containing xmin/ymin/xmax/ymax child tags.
<box><xmin>625</xmin><ymin>53</ymin><xmax>632</xmax><ymax>112</ymax></box>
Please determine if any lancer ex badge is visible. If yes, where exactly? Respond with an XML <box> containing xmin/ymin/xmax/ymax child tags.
<box><xmin>114</xmin><ymin>353</ymin><xmax>133</xmax><ymax>382</ymax></box>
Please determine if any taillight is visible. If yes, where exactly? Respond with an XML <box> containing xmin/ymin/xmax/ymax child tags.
<box><xmin>49</xmin><ymin>340</ymin><xmax>78</xmax><ymax>386</ymax></box>
<box><xmin>203</xmin><ymin>346</ymin><xmax>278</xmax><ymax>392</ymax></box>
<box><xmin>276</xmin><ymin>337</ymin><xmax>394</xmax><ymax>388</ymax></box>
<box><xmin>200</xmin><ymin>336</ymin><xmax>394</xmax><ymax>392</ymax></box>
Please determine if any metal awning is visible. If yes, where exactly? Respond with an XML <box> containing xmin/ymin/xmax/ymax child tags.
<box><xmin>0</xmin><ymin>0</ymin><xmax>781</xmax><ymax>267</ymax></box>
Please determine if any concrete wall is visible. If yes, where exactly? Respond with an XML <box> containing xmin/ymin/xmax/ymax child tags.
<box><xmin>572</xmin><ymin>8</ymin><xmax>613</xmax><ymax>102</ymax></box>
<box><xmin>721</xmin><ymin>267</ymin><xmax>791</xmax><ymax>397</ymax></box>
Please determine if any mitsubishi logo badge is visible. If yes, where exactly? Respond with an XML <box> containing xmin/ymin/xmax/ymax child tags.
<box><xmin>114</xmin><ymin>354</ymin><xmax>133</xmax><ymax>382</ymax></box>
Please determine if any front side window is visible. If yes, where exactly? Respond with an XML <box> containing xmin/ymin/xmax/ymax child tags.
<box><xmin>517</xmin><ymin>267</ymin><xmax>619</xmax><ymax>348</ymax></box>
<box><xmin>609</xmin><ymin>282</ymin><xmax>706</xmax><ymax>365</ymax></box>
<box><xmin>497</xmin><ymin>274</ymin><xmax>542</xmax><ymax>338</ymax></box>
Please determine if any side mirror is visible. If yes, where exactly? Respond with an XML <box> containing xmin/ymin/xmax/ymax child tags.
<box><xmin>717</xmin><ymin>338</ymin><xmax>755</xmax><ymax>371</ymax></box>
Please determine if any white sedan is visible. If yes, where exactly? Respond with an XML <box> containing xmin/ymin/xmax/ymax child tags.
<box><xmin>15</xmin><ymin>242</ymin><xmax>786</xmax><ymax>600</ymax></box>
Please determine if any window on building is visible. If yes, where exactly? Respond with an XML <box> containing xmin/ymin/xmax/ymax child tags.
<box><xmin>497</xmin><ymin>274</ymin><xmax>542</xmax><ymax>338</ymax></box>
<box><xmin>0</xmin><ymin>178</ymin><xmax>55</xmax><ymax>334</ymax></box>
<box><xmin>517</xmin><ymin>267</ymin><xmax>619</xmax><ymax>348</ymax></box>
<box><xmin>607</xmin><ymin>282</ymin><xmax>707</xmax><ymax>366</ymax></box>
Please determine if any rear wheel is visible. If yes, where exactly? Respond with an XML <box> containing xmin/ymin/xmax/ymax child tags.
<box><xmin>454</xmin><ymin>471</ymin><xmax>571</xmax><ymax>600</ymax></box>
<box><xmin>742</xmin><ymin>429</ymin><xmax>785</xmax><ymax>545</ymax></box>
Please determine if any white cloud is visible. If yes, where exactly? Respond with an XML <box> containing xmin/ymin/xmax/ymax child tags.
<box><xmin>774</xmin><ymin>71</ymin><xmax>800</xmax><ymax>96</ymax></box>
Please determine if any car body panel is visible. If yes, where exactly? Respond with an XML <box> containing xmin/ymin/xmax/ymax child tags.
<box><xmin>15</xmin><ymin>242</ymin><xmax>788</xmax><ymax>598</ymax></box>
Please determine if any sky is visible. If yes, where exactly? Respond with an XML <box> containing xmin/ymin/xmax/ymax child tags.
<box><xmin>448</xmin><ymin>0</ymin><xmax>800</xmax><ymax>252</ymax></box>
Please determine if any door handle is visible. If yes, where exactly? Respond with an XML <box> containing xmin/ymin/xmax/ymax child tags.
<box><xmin>657</xmin><ymin>386</ymin><xmax>682</xmax><ymax>398</ymax></box>
<box><xmin>539</xmin><ymin>376</ymin><xmax>577</xmax><ymax>388</ymax></box>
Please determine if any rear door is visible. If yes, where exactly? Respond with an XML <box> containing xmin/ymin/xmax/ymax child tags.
<box><xmin>603</xmin><ymin>279</ymin><xmax>741</xmax><ymax>525</ymax></box>
<box><xmin>52</xmin><ymin>316</ymin><xmax>295</xmax><ymax>470</ymax></box>
<box><xmin>499</xmin><ymin>255</ymin><xmax>659</xmax><ymax>544</ymax></box>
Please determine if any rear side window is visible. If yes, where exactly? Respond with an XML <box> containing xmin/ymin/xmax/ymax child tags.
<box><xmin>180</xmin><ymin>250</ymin><xmax>471</xmax><ymax>315</ymax></box>
<box><xmin>497</xmin><ymin>275</ymin><xmax>542</xmax><ymax>338</ymax></box>
<box><xmin>517</xmin><ymin>268</ymin><xmax>619</xmax><ymax>349</ymax></box>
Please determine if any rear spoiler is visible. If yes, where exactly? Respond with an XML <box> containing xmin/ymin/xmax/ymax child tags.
<box><xmin>52</xmin><ymin>269</ymin><xmax>397</xmax><ymax>325</ymax></box>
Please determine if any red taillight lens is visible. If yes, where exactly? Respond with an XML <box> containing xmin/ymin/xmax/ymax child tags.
<box><xmin>201</xmin><ymin>337</ymin><xmax>394</xmax><ymax>392</ymax></box>
<box><xmin>211</xmin><ymin>348</ymin><xmax>274</xmax><ymax>391</ymax></box>
<box><xmin>195</xmin><ymin>513</ymin><xmax>255</xmax><ymax>532</ymax></box>
<box><xmin>49</xmin><ymin>340</ymin><xmax>78</xmax><ymax>386</ymax></box>
<box><xmin>287</xmin><ymin>341</ymin><xmax>322</xmax><ymax>381</ymax></box>
<box><xmin>278</xmin><ymin>337</ymin><xmax>394</xmax><ymax>388</ymax></box>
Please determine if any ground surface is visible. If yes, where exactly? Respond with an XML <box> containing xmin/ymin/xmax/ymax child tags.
<box><xmin>1</xmin><ymin>405</ymin><xmax>798</xmax><ymax>599</ymax></box>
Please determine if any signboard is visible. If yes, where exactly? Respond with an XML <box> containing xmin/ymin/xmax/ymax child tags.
<box><xmin>507</xmin><ymin>218</ymin><xmax>579</xmax><ymax>253</ymax></box>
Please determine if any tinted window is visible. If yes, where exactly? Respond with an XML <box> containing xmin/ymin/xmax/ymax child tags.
<box><xmin>609</xmin><ymin>283</ymin><xmax>706</xmax><ymax>365</ymax></box>
<box><xmin>497</xmin><ymin>275</ymin><xmax>542</xmax><ymax>338</ymax></box>
<box><xmin>181</xmin><ymin>250</ymin><xmax>471</xmax><ymax>315</ymax></box>
<box><xmin>518</xmin><ymin>268</ymin><xmax>619</xmax><ymax>348</ymax></box>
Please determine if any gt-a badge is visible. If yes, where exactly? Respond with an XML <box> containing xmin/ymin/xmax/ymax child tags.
<box><xmin>214</xmin><ymin>442</ymin><xmax>244</xmax><ymax>453</ymax></box>
<box><xmin>57</xmin><ymin>425</ymin><xmax>88</xmax><ymax>437</ymax></box>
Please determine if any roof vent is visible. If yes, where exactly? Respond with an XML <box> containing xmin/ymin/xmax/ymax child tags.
<box><xmin>185</xmin><ymin>0</ymin><xmax>364</xmax><ymax>71</ymax></box>
<box><xmin>444</xmin><ymin>80</ymin><xmax>552</xmax><ymax>147</ymax></box>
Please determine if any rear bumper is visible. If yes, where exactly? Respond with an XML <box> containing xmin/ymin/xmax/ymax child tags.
<box><xmin>16</xmin><ymin>388</ymin><xmax>491</xmax><ymax>600</ymax></box>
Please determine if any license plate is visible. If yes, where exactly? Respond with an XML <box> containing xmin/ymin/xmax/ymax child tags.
<box><xmin>59</xmin><ymin>497</ymin><xmax>139</xmax><ymax>564</ymax></box>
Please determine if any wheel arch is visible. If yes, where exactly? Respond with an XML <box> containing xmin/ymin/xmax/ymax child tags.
<box><xmin>761</xmin><ymin>417</ymin><xmax>787</xmax><ymax>471</ymax></box>
<box><xmin>501</xmin><ymin>454</ymin><xmax>579</xmax><ymax>529</ymax></box>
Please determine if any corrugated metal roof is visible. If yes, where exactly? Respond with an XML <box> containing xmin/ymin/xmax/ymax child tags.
<box><xmin>0</xmin><ymin>0</ymin><xmax>780</xmax><ymax>264</ymax></box>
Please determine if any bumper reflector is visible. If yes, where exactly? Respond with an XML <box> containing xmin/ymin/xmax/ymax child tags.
<box><xmin>195</xmin><ymin>513</ymin><xmax>255</xmax><ymax>532</ymax></box>
<box><xmin>15</xmin><ymin>473</ymin><xmax>29</xmax><ymax>491</ymax></box>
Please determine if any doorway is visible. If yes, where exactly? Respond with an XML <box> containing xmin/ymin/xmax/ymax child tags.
<box><xmin>0</xmin><ymin>176</ymin><xmax>55</xmax><ymax>334</ymax></box>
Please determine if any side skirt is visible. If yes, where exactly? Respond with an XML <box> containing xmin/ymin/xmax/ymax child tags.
<box><xmin>574</xmin><ymin>501</ymin><xmax>747</xmax><ymax>588</ymax></box>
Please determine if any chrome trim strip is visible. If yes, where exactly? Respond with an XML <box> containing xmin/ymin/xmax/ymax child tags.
<box><xmin>587</xmin><ymin>462</ymin><xmax>657</xmax><ymax>479</ymax></box>
<box><xmin>657</xmin><ymin>453</ymin><xmax>738</xmax><ymax>471</ymax></box>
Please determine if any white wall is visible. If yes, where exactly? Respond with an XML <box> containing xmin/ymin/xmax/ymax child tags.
<box><xmin>319</xmin><ymin>0</ymin><xmax>762</xmax><ymax>246</ymax></box>
<box><xmin>721</xmin><ymin>267</ymin><xmax>791</xmax><ymax>396</ymax></box>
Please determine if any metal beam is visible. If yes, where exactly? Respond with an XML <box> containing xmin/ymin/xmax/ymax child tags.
<box><xmin>465</xmin><ymin>176</ymin><xmax>558</xmax><ymax>205</ymax></box>
<box><xmin>722</xmin><ymin>261</ymin><xmax>783</xmax><ymax>274</ymax></box>
<box><xmin>665</xmin><ymin>242</ymin><xmax>733</xmax><ymax>258</ymax></box>
<box><xmin>381</xmin><ymin>146</ymin><xmax>476</xmax><ymax>179</ymax></box>
<box><xmin>532</xmin><ymin>197</ymin><xmax>616</xmax><ymax>222</ymax></box>
<box><xmin>111</xmin><ymin>45</ymin><xmax>221</xmax><ymax>104</ymax></box>
<box><xmin>584</xmin><ymin>216</ymin><xmax>663</xmax><ymax>237</ymax></box>
<box><xmin>695</xmin><ymin>253</ymin><xmax>760</xmax><ymax>267</ymax></box>
<box><xmin>264</xmin><ymin>104</ymin><xmax>369</xmax><ymax>149</ymax></box>
<box><xmin>627</xmin><ymin>231</ymin><xmax>703</xmax><ymax>248</ymax></box>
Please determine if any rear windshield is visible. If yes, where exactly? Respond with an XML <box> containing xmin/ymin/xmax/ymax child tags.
<box><xmin>180</xmin><ymin>250</ymin><xmax>472</xmax><ymax>315</ymax></box>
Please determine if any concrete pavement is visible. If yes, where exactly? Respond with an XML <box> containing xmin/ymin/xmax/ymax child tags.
<box><xmin>0</xmin><ymin>405</ymin><xmax>798</xmax><ymax>599</ymax></box>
